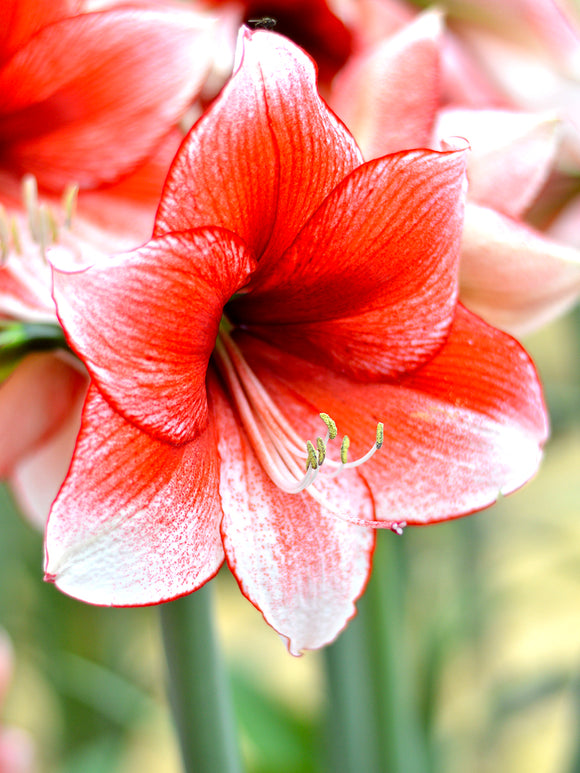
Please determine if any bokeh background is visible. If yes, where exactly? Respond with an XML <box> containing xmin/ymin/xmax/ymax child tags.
<box><xmin>1</xmin><ymin>305</ymin><xmax>579</xmax><ymax>773</ymax></box>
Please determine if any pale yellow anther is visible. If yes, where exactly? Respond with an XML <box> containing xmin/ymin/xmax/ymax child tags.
<box><xmin>316</xmin><ymin>437</ymin><xmax>326</xmax><ymax>466</ymax></box>
<box><xmin>37</xmin><ymin>204</ymin><xmax>56</xmax><ymax>255</ymax></box>
<box><xmin>62</xmin><ymin>184</ymin><xmax>78</xmax><ymax>229</ymax></box>
<box><xmin>320</xmin><ymin>412</ymin><xmax>337</xmax><ymax>440</ymax></box>
<box><xmin>23</xmin><ymin>175</ymin><xmax>41</xmax><ymax>243</ymax></box>
<box><xmin>340</xmin><ymin>436</ymin><xmax>350</xmax><ymax>465</ymax></box>
<box><xmin>376</xmin><ymin>422</ymin><xmax>384</xmax><ymax>449</ymax></box>
<box><xmin>0</xmin><ymin>205</ymin><xmax>9</xmax><ymax>263</ymax></box>
<box><xmin>306</xmin><ymin>440</ymin><xmax>318</xmax><ymax>471</ymax></box>
<box><xmin>10</xmin><ymin>218</ymin><xmax>21</xmax><ymax>255</ymax></box>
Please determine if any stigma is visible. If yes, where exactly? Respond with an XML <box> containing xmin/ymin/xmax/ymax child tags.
<box><xmin>213</xmin><ymin>325</ymin><xmax>384</xmax><ymax>500</ymax></box>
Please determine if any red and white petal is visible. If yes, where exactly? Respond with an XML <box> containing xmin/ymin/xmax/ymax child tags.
<box><xmin>0</xmin><ymin>351</ymin><xmax>86</xmax><ymax>478</ymax></box>
<box><xmin>435</xmin><ymin>108</ymin><xmax>560</xmax><ymax>217</ymax></box>
<box><xmin>233</xmin><ymin>313</ymin><xmax>547</xmax><ymax>527</ymax></box>
<box><xmin>210</xmin><ymin>374</ymin><xmax>375</xmax><ymax>655</ymax></box>
<box><xmin>235</xmin><ymin>148</ymin><xmax>466</xmax><ymax>379</ymax></box>
<box><xmin>0</xmin><ymin>7</ymin><xmax>214</xmax><ymax>190</ymax></box>
<box><xmin>459</xmin><ymin>203</ymin><xmax>580</xmax><ymax>335</ymax></box>
<box><xmin>155</xmin><ymin>27</ymin><xmax>362</xmax><ymax>260</ymax></box>
<box><xmin>52</xmin><ymin>228</ymin><xmax>255</xmax><ymax>444</ymax></box>
<box><xmin>45</xmin><ymin>387</ymin><xmax>224</xmax><ymax>605</ymax></box>
<box><xmin>330</xmin><ymin>10</ymin><xmax>442</xmax><ymax>160</ymax></box>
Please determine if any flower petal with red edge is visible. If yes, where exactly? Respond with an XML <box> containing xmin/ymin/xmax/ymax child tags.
<box><xmin>155</xmin><ymin>28</ymin><xmax>362</xmax><ymax>260</ymax></box>
<box><xmin>330</xmin><ymin>10</ymin><xmax>442</xmax><ymax>160</ymax></box>
<box><xmin>434</xmin><ymin>108</ymin><xmax>560</xmax><ymax>217</ymax></box>
<box><xmin>0</xmin><ymin>7</ymin><xmax>214</xmax><ymax>190</ymax></box>
<box><xmin>210</xmin><ymin>373</ymin><xmax>375</xmax><ymax>655</ymax></box>
<box><xmin>52</xmin><ymin>228</ymin><xmax>255</xmax><ymax>445</ymax></box>
<box><xmin>459</xmin><ymin>203</ymin><xmax>580</xmax><ymax>335</ymax></box>
<box><xmin>45</xmin><ymin>386</ymin><xmax>224</xmax><ymax>605</ymax></box>
<box><xmin>232</xmin><ymin>311</ymin><xmax>547</xmax><ymax>527</ymax></box>
<box><xmin>234</xmin><ymin>147</ymin><xmax>466</xmax><ymax>379</ymax></box>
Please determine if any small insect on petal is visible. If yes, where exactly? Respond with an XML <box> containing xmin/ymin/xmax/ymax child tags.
<box><xmin>248</xmin><ymin>17</ymin><xmax>277</xmax><ymax>30</ymax></box>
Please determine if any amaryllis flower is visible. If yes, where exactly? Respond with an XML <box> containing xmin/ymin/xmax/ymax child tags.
<box><xmin>46</xmin><ymin>30</ymin><xmax>547</xmax><ymax>653</ymax></box>
<box><xmin>0</xmin><ymin>0</ymin><xmax>216</xmax><ymax>191</ymax></box>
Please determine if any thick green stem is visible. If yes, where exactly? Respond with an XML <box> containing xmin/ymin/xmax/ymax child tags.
<box><xmin>324</xmin><ymin>531</ymin><xmax>429</xmax><ymax>773</ymax></box>
<box><xmin>159</xmin><ymin>582</ymin><xmax>244</xmax><ymax>773</ymax></box>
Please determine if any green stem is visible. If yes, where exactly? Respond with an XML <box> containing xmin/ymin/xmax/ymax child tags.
<box><xmin>324</xmin><ymin>531</ymin><xmax>429</xmax><ymax>773</ymax></box>
<box><xmin>159</xmin><ymin>582</ymin><xmax>244</xmax><ymax>773</ymax></box>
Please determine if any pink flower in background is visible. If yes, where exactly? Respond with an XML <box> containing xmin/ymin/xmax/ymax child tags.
<box><xmin>436</xmin><ymin>0</ymin><xmax>580</xmax><ymax>167</ymax></box>
<box><xmin>327</xmin><ymin>7</ymin><xmax>580</xmax><ymax>336</ymax></box>
<box><xmin>46</xmin><ymin>30</ymin><xmax>547</xmax><ymax>653</ymax></box>
<box><xmin>0</xmin><ymin>630</ymin><xmax>34</xmax><ymax>773</ymax></box>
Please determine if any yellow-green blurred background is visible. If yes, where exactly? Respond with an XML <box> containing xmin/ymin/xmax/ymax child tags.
<box><xmin>1</xmin><ymin>307</ymin><xmax>579</xmax><ymax>773</ymax></box>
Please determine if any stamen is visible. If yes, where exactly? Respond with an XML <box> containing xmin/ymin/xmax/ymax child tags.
<box><xmin>213</xmin><ymin>326</ymin><xmax>386</xmax><ymax>509</ymax></box>
<box><xmin>316</xmin><ymin>437</ymin><xmax>326</xmax><ymax>466</ymax></box>
<box><xmin>0</xmin><ymin>205</ymin><xmax>9</xmax><ymax>263</ymax></box>
<box><xmin>62</xmin><ymin>184</ymin><xmax>78</xmax><ymax>229</ymax></box>
<box><xmin>10</xmin><ymin>218</ymin><xmax>21</xmax><ymax>255</ymax></box>
<box><xmin>3</xmin><ymin>174</ymin><xmax>79</xmax><ymax>263</ymax></box>
<box><xmin>340</xmin><ymin>436</ymin><xmax>350</xmax><ymax>464</ymax></box>
<box><xmin>320</xmin><ymin>412</ymin><xmax>337</xmax><ymax>440</ymax></box>
<box><xmin>37</xmin><ymin>204</ymin><xmax>58</xmax><ymax>256</ymax></box>
<box><xmin>306</xmin><ymin>440</ymin><xmax>318</xmax><ymax>471</ymax></box>
<box><xmin>23</xmin><ymin>175</ymin><xmax>41</xmax><ymax>243</ymax></box>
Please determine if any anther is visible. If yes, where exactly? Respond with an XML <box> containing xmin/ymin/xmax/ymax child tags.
<box><xmin>23</xmin><ymin>175</ymin><xmax>41</xmax><ymax>243</ymax></box>
<box><xmin>376</xmin><ymin>422</ymin><xmax>384</xmax><ymax>449</ymax></box>
<box><xmin>62</xmin><ymin>184</ymin><xmax>78</xmax><ymax>229</ymax></box>
<box><xmin>10</xmin><ymin>218</ymin><xmax>21</xmax><ymax>255</ymax></box>
<box><xmin>316</xmin><ymin>437</ymin><xmax>326</xmax><ymax>466</ymax></box>
<box><xmin>306</xmin><ymin>440</ymin><xmax>318</xmax><ymax>471</ymax></box>
<box><xmin>37</xmin><ymin>204</ymin><xmax>57</xmax><ymax>256</ymax></box>
<box><xmin>320</xmin><ymin>413</ymin><xmax>337</xmax><ymax>440</ymax></box>
<box><xmin>0</xmin><ymin>205</ymin><xmax>9</xmax><ymax>263</ymax></box>
<box><xmin>340</xmin><ymin>436</ymin><xmax>350</xmax><ymax>464</ymax></box>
